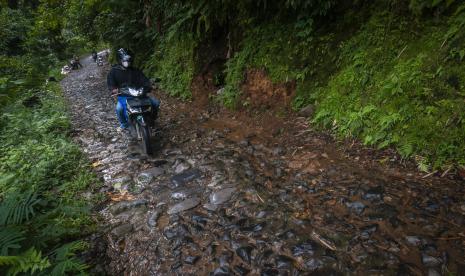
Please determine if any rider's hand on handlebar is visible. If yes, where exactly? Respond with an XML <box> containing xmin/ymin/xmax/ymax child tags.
<box><xmin>111</xmin><ymin>88</ymin><xmax>119</xmax><ymax>98</ymax></box>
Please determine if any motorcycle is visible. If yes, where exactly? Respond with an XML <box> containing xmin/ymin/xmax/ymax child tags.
<box><xmin>97</xmin><ymin>55</ymin><xmax>104</xmax><ymax>66</ymax></box>
<box><xmin>70</xmin><ymin>58</ymin><xmax>82</xmax><ymax>70</ymax></box>
<box><xmin>117</xmin><ymin>87</ymin><xmax>157</xmax><ymax>155</ymax></box>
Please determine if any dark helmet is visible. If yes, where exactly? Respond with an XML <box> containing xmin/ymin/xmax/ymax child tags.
<box><xmin>116</xmin><ymin>48</ymin><xmax>133</xmax><ymax>68</ymax></box>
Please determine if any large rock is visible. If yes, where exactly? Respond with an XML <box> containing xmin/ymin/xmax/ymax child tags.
<box><xmin>209</xmin><ymin>188</ymin><xmax>236</xmax><ymax>205</ymax></box>
<box><xmin>111</xmin><ymin>223</ymin><xmax>133</xmax><ymax>237</ymax></box>
<box><xmin>139</xmin><ymin>167</ymin><xmax>165</xmax><ymax>178</ymax></box>
<box><xmin>109</xmin><ymin>199</ymin><xmax>147</xmax><ymax>215</ymax></box>
<box><xmin>171</xmin><ymin>169</ymin><xmax>201</xmax><ymax>187</ymax></box>
<box><xmin>174</xmin><ymin>160</ymin><xmax>191</xmax><ymax>174</ymax></box>
<box><xmin>167</xmin><ymin>197</ymin><xmax>200</xmax><ymax>214</ymax></box>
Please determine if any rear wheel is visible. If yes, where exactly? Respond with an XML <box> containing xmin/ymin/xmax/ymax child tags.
<box><xmin>139</xmin><ymin>123</ymin><xmax>152</xmax><ymax>155</ymax></box>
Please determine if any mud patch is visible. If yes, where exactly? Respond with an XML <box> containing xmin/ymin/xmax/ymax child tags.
<box><xmin>241</xmin><ymin>68</ymin><xmax>295</xmax><ymax>109</ymax></box>
<box><xmin>191</xmin><ymin>74</ymin><xmax>217</xmax><ymax>107</ymax></box>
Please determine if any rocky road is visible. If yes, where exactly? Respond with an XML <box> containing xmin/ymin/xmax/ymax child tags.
<box><xmin>61</xmin><ymin>55</ymin><xmax>465</xmax><ymax>275</ymax></box>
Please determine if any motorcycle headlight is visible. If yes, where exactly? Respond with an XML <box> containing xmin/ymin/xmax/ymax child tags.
<box><xmin>128</xmin><ymin>88</ymin><xmax>143</xmax><ymax>96</ymax></box>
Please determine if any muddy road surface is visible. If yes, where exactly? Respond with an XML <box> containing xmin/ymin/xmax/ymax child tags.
<box><xmin>61</xmin><ymin>55</ymin><xmax>465</xmax><ymax>275</ymax></box>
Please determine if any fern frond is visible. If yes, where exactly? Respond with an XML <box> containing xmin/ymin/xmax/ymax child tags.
<box><xmin>50</xmin><ymin>257</ymin><xmax>88</xmax><ymax>276</ymax></box>
<box><xmin>48</xmin><ymin>241</ymin><xmax>89</xmax><ymax>275</ymax></box>
<box><xmin>53</xmin><ymin>241</ymin><xmax>89</xmax><ymax>261</ymax></box>
<box><xmin>0</xmin><ymin>191</ymin><xmax>40</xmax><ymax>226</ymax></box>
<box><xmin>0</xmin><ymin>255</ymin><xmax>20</xmax><ymax>266</ymax></box>
<box><xmin>0</xmin><ymin>248</ymin><xmax>50</xmax><ymax>276</ymax></box>
<box><xmin>0</xmin><ymin>226</ymin><xmax>25</xmax><ymax>255</ymax></box>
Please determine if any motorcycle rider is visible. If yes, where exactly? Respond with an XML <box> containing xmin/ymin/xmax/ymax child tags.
<box><xmin>70</xmin><ymin>55</ymin><xmax>83</xmax><ymax>70</ymax></box>
<box><xmin>107</xmin><ymin>48</ymin><xmax>160</xmax><ymax>132</ymax></box>
<box><xmin>91</xmin><ymin>50</ymin><xmax>98</xmax><ymax>62</ymax></box>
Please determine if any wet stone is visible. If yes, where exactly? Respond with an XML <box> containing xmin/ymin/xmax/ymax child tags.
<box><xmin>424</xmin><ymin>200</ymin><xmax>440</xmax><ymax>213</ymax></box>
<box><xmin>174</xmin><ymin>161</ymin><xmax>191</xmax><ymax>174</ymax></box>
<box><xmin>422</xmin><ymin>244</ymin><xmax>438</xmax><ymax>255</ymax></box>
<box><xmin>184</xmin><ymin>256</ymin><xmax>200</xmax><ymax>265</ymax></box>
<box><xmin>236</xmin><ymin>246</ymin><xmax>253</xmax><ymax>264</ymax></box>
<box><xmin>405</xmin><ymin>236</ymin><xmax>422</xmax><ymax>246</ymax></box>
<box><xmin>292</xmin><ymin>241</ymin><xmax>317</xmax><ymax>256</ymax></box>
<box><xmin>360</xmin><ymin>224</ymin><xmax>378</xmax><ymax>240</ymax></box>
<box><xmin>233</xmin><ymin>265</ymin><xmax>250</xmax><ymax>276</ymax></box>
<box><xmin>213</xmin><ymin>266</ymin><xmax>230</xmax><ymax>276</ymax></box>
<box><xmin>222</xmin><ymin>232</ymin><xmax>231</xmax><ymax>241</ymax></box>
<box><xmin>171</xmin><ymin>169</ymin><xmax>201</xmax><ymax>187</ymax></box>
<box><xmin>305</xmin><ymin>258</ymin><xmax>324</xmax><ymax>271</ymax></box>
<box><xmin>346</xmin><ymin>201</ymin><xmax>366</xmax><ymax>215</ymax></box>
<box><xmin>276</xmin><ymin>255</ymin><xmax>294</xmax><ymax>269</ymax></box>
<box><xmin>422</xmin><ymin>254</ymin><xmax>442</xmax><ymax>267</ymax></box>
<box><xmin>203</xmin><ymin>203</ymin><xmax>218</xmax><ymax>211</ymax></box>
<box><xmin>219</xmin><ymin>252</ymin><xmax>232</xmax><ymax>266</ymax></box>
<box><xmin>172</xmin><ymin>249</ymin><xmax>181</xmax><ymax>257</ymax></box>
<box><xmin>171</xmin><ymin>191</ymin><xmax>187</xmax><ymax>200</ymax></box>
<box><xmin>209</xmin><ymin>174</ymin><xmax>226</xmax><ymax>187</ymax></box>
<box><xmin>109</xmin><ymin>200</ymin><xmax>147</xmax><ymax>215</ymax></box>
<box><xmin>164</xmin><ymin>228</ymin><xmax>177</xmax><ymax>239</ymax></box>
<box><xmin>136</xmin><ymin>172</ymin><xmax>153</xmax><ymax>187</ymax></box>
<box><xmin>171</xmin><ymin>261</ymin><xmax>182</xmax><ymax>270</ymax></box>
<box><xmin>241</xmin><ymin>222</ymin><xmax>266</xmax><ymax>232</ymax></box>
<box><xmin>167</xmin><ymin>197</ymin><xmax>200</xmax><ymax>214</ymax></box>
<box><xmin>192</xmin><ymin>214</ymin><xmax>209</xmax><ymax>225</ymax></box>
<box><xmin>111</xmin><ymin>224</ymin><xmax>133</xmax><ymax>237</ymax></box>
<box><xmin>147</xmin><ymin>211</ymin><xmax>161</xmax><ymax>227</ymax></box>
<box><xmin>139</xmin><ymin>167</ymin><xmax>165</xmax><ymax>178</ymax></box>
<box><xmin>256</xmin><ymin>211</ymin><xmax>267</xmax><ymax>219</ymax></box>
<box><xmin>278</xmin><ymin>230</ymin><xmax>296</xmax><ymax>239</ymax></box>
<box><xmin>170</xmin><ymin>214</ymin><xmax>181</xmax><ymax>224</ymax></box>
<box><xmin>362</xmin><ymin>186</ymin><xmax>384</xmax><ymax>201</ymax></box>
<box><xmin>150</xmin><ymin>159</ymin><xmax>168</xmax><ymax>167</ymax></box>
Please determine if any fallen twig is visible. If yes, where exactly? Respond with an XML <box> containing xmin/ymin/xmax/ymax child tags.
<box><xmin>256</xmin><ymin>193</ymin><xmax>265</xmax><ymax>203</ymax></box>
<box><xmin>434</xmin><ymin>236</ymin><xmax>463</xmax><ymax>241</ymax></box>
<box><xmin>440</xmin><ymin>38</ymin><xmax>448</xmax><ymax>49</ymax></box>
<box><xmin>422</xmin><ymin>170</ymin><xmax>438</xmax><ymax>179</ymax></box>
<box><xmin>311</xmin><ymin>230</ymin><xmax>337</xmax><ymax>251</ymax></box>
<box><xmin>441</xmin><ymin>166</ymin><xmax>452</xmax><ymax>178</ymax></box>
<box><xmin>396</xmin><ymin>45</ymin><xmax>408</xmax><ymax>59</ymax></box>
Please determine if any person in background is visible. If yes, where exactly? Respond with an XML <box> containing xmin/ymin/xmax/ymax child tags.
<box><xmin>70</xmin><ymin>55</ymin><xmax>82</xmax><ymax>70</ymax></box>
<box><xmin>91</xmin><ymin>50</ymin><xmax>97</xmax><ymax>62</ymax></box>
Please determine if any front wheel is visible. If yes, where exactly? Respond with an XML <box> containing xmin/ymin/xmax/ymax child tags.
<box><xmin>138</xmin><ymin>123</ymin><xmax>152</xmax><ymax>155</ymax></box>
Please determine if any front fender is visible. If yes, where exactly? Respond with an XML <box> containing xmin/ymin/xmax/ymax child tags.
<box><xmin>136</xmin><ymin>115</ymin><xmax>146</xmax><ymax>127</ymax></box>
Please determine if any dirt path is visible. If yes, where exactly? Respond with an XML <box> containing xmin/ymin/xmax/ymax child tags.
<box><xmin>61</xmin><ymin>55</ymin><xmax>465</xmax><ymax>275</ymax></box>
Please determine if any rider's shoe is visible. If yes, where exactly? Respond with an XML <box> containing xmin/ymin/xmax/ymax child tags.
<box><xmin>117</xmin><ymin>126</ymin><xmax>130</xmax><ymax>135</ymax></box>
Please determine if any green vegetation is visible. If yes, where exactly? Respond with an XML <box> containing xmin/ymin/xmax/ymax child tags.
<box><xmin>1</xmin><ymin>1</ymin><xmax>101</xmax><ymax>274</ymax></box>
<box><xmin>145</xmin><ymin>34</ymin><xmax>196</xmax><ymax>100</ymax></box>
<box><xmin>0</xmin><ymin>85</ymin><xmax>98</xmax><ymax>275</ymax></box>
<box><xmin>312</xmin><ymin>7</ymin><xmax>465</xmax><ymax>170</ymax></box>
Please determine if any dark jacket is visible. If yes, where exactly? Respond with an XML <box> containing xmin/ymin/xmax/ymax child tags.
<box><xmin>107</xmin><ymin>65</ymin><xmax>151</xmax><ymax>92</ymax></box>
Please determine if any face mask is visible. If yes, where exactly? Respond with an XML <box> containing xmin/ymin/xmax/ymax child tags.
<box><xmin>122</xmin><ymin>61</ymin><xmax>129</xmax><ymax>68</ymax></box>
